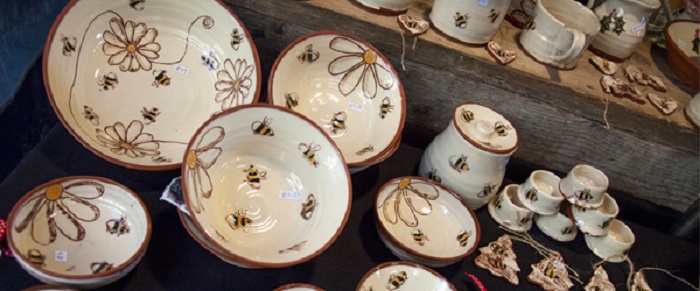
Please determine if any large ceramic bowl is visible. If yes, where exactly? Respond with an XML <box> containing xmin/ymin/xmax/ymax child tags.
<box><xmin>44</xmin><ymin>0</ymin><xmax>261</xmax><ymax>170</ymax></box>
<box><xmin>375</xmin><ymin>177</ymin><xmax>481</xmax><ymax>268</ymax></box>
<box><xmin>268</xmin><ymin>31</ymin><xmax>406</xmax><ymax>171</ymax></box>
<box><xmin>664</xmin><ymin>20</ymin><xmax>700</xmax><ymax>91</ymax></box>
<box><xmin>183</xmin><ymin>104</ymin><xmax>351</xmax><ymax>268</ymax></box>
<box><xmin>356</xmin><ymin>261</ymin><xmax>457</xmax><ymax>291</ymax></box>
<box><xmin>7</xmin><ymin>177</ymin><xmax>151</xmax><ymax>289</ymax></box>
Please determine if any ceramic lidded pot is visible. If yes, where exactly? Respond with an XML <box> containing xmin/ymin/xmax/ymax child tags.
<box><xmin>430</xmin><ymin>0</ymin><xmax>513</xmax><ymax>45</ymax></box>
<box><xmin>589</xmin><ymin>0</ymin><xmax>661</xmax><ymax>61</ymax></box>
<box><xmin>419</xmin><ymin>102</ymin><xmax>518</xmax><ymax>209</ymax></box>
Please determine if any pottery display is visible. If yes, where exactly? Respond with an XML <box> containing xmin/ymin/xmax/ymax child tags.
<box><xmin>559</xmin><ymin>164</ymin><xmax>609</xmax><ymax>208</ymax></box>
<box><xmin>589</xmin><ymin>0</ymin><xmax>661</xmax><ymax>61</ymax></box>
<box><xmin>274</xmin><ymin>283</ymin><xmax>325</xmax><ymax>291</ymax></box>
<box><xmin>43</xmin><ymin>0</ymin><xmax>260</xmax><ymax>170</ymax></box>
<box><xmin>7</xmin><ymin>177</ymin><xmax>151</xmax><ymax>289</ymax></box>
<box><xmin>268</xmin><ymin>31</ymin><xmax>405</xmax><ymax>173</ymax></box>
<box><xmin>430</xmin><ymin>0</ymin><xmax>512</xmax><ymax>45</ymax></box>
<box><xmin>488</xmin><ymin>184</ymin><xmax>534</xmax><ymax>232</ymax></box>
<box><xmin>568</xmin><ymin>193</ymin><xmax>619</xmax><ymax>237</ymax></box>
<box><xmin>182</xmin><ymin>104</ymin><xmax>351</xmax><ymax>268</ymax></box>
<box><xmin>355</xmin><ymin>261</ymin><xmax>457</xmax><ymax>291</ymax></box>
<box><xmin>351</xmin><ymin>0</ymin><xmax>411</xmax><ymax>15</ymax></box>
<box><xmin>663</xmin><ymin>20</ymin><xmax>700</xmax><ymax>91</ymax></box>
<box><xmin>534</xmin><ymin>209</ymin><xmax>578</xmax><ymax>242</ymax></box>
<box><xmin>519</xmin><ymin>0</ymin><xmax>600</xmax><ymax>69</ymax></box>
<box><xmin>584</xmin><ymin>219</ymin><xmax>635</xmax><ymax>262</ymax></box>
<box><xmin>517</xmin><ymin>170</ymin><xmax>564</xmax><ymax>215</ymax></box>
<box><xmin>419</xmin><ymin>102</ymin><xmax>518</xmax><ymax>209</ymax></box>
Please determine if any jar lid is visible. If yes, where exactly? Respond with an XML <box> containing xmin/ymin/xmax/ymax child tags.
<box><xmin>452</xmin><ymin>103</ymin><xmax>518</xmax><ymax>154</ymax></box>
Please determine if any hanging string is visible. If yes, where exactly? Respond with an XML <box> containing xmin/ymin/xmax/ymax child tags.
<box><xmin>412</xmin><ymin>37</ymin><xmax>418</xmax><ymax>50</ymax></box>
<box><xmin>399</xmin><ymin>28</ymin><xmax>407</xmax><ymax>71</ymax></box>
<box><xmin>600</xmin><ymin>94</ymin><xmax>611</xmax><ymax>130</ymax></box>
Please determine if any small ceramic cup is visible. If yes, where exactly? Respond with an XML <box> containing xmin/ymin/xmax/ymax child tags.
<box><xmin>430</xmin><ymin>0</ymin><xmax>513</xmax><ymax>45</ymax></box>
<box><xmin>517</xmin><ymin>170</ymin><xmax>564</xmax><ymax>215</ymax></box>
<box><xmin>584</xmin><ymin>219</ymin><xmax>635</xmax><ymax>263</ymax></box>
<box><xmin>534</xmin><ymin>207</ymin><xmax>578</xmax><ymax>242</ymax></box>
<box><xmin>569</xmin><ymin>193</ymin><xmax>619</xmax><ymax>237</ymax></box>
<box><xmin>488</xmin><ymin>184</ymin><xmax>534</xmax><ymax>232</ymax></box>
<box><xmin>559</xmin><ymin>164</ymin><xmax>609</xmax><ymax>208</ymax></box>
<box><xmin>352</xmin><ymin>0</ymin><xmax>412</xmax><ymax>15</ymax></box>
<box><xmin>519</xmin><ymin>0</ymin><xmax>600</xmax><ymax>69</ymax></box>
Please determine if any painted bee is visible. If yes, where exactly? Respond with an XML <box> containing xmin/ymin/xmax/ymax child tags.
<box><xmin>561</xmin><ymin>226</ymin><xmax>576</xmax><ymax>235</ymax></box>
<box><xmin>152</xmin><ymin>156</ymin><xmax>171</xmax><ymax>164</ymax></box>
<box><xmin>449</xmin><ymin>154</ymin><xmax>469</xmax><ymax>173</ymax></box>
<box><xmin>387</xmin><ymin>271</ymin><xmax>408</xmax><ymax>290</ymax></box>
<box><xmin>491</xmin><ymin>243</ymin><xmax>506</xmax><ymax>256</ymax></box>
<box><xmin>454</xmin><ymin>12</ymin><xmax>469</xmax><ymax>29</ymax></box>
<box><xmin>380</xmin><ymin>97</ymin><xmax>394</xmax><ymax>119</ymax></box>
<box><xmin>520</xmin><ymin>214</ymin><xmax>532</xmax><ymax>224</ymax></box>
<box><xmin>461</xmin><ymin>109</ymin><xmax>474</xmax><ymax>123</ymax></box>
<box><xmin>406</xmin><ymin>20</ymin><xmax>420</xmax><ymax>29</ymax></box>
<box><xmin>301</xmin><ymin>194</ymin><xmax>317</xmax><ymax>220</ymax></box>
<box><xmin>251</xmin><ymin>116</ymin><xmax>274</xmax><ymax>136</ymax></box>
<box><xmin>599</xmin><ymin>218</ymin><xmax>612</xmax><ymax>229</ymax></box>
<box><xmin>356</xmin><ymin>145</ymin><xmax>374</xmax><ymax>156</ymax></box>
<box><xmin>129</xmin><ymin>0</ymin><xmax>145</xmax><ymax>10</ymax></box>
<box><xmin>243</xmin><ymin>164</ymin><xmax>267</xmax><ymax>190</ymax></box>
<box><xmin>83</xmin><ymin>105</ymin><xmax>99</xmax><ymax>126</ymax></box>
<box><xmin>492</xmin><ymin>196</ymin><xmax>503</xmax><ymax>209</ymax></box>
<box><xmin>543</xmin><ymin>264</ymin><xmax>559</xmax><ymax>279</ymax></box>
<box><xmin>97</xmin><ymin>72</ymin><xmax>118</xmax><ymax>91</ymax></box>
<box><xmin>141</xmin><ymin>107</ymin><xmax>160</xmax><ymax>124</ymax></box>
<box><xmin>457</xmin><ymin>230</ymin><xmax>472</xmax><ymax>247</ymax></box>
<box><xmin>91</xmin><ymin>262</ymin><xmax>113</xmax><ymax>274</ymax></box>
<box><xmin>412</xmin><ymin>229</ymin><xmax>428</xmax><ymax>246</ymax></box>
<box><xmin>297</xmin><ymin>44</ymin><xmax>320</xmax><ymax>63</ymax></box>
<box><xmin>299</xmin><ymin>142</ymin><xmax>321</xmax><ymax>168</ymax></box>
<box><xmin>575</xmin><ymin>188</ymin><xmax>593</xmax><ymax>201</ymax></box>
<box><xmin>105</xmin><ymin>215</ymin><xmax>130</xmax><ymax>236</ymax></box>
<box><xmin>426</xmin><ymin>169</ymin><xmax>442</xmax><ymax>183</ymax></box>
<box><xmin>490</xmin><ymin>256</ymin><xmax>507</xmax><ymax>270</ymax></box>
<box><xmin>61</xmin><ymin>35</ymin><xmax>76</xmax><ymax>56</ymax></box>
<box><xmin>329</xmin><ymin>111</ymin><xmax>347</xmax><ymax>134</ymax></box>
<box><xmin>27</xmin><ymin>249</ymin><xmax>45</xmax><ymax>267</ymax></box>
<box><xmin>494</xmin><ymin>121</ymin><xmax>512</xmax><ymax>136</ymax></box>
<box><xmin>489</xmin><ymin>9</ymin><xmax>500</xmax><ymax>23</ymax></box>
<box><xmin>226</xmin><ymin>210</ymin><xmax>253</xmax><ymax>232</ymax></box>
<box><xmin>523</xmin><ymin>17</ymin><xmax>536</xmax><ymax>30</ymax></box>
<box><xmin>285</xmin><ymin>92</ymin><xmax>299</xmax><ymax>109</ymax></box>
<box><xmin>525</xmin><ymin>187</ymin><xmax>538</xmax><ymax>202</ymax></box>
<box><xmin>574</xmin><ymin>205</ymin><xmax>588</xmax><ymax>212</ymax></box>
<box><xmin>201</xmin><ymin>52</ymin><xmax>219</xmax><ymax>70</ymax></box>
<box><xmin>477</xmin><ymin>183</ymin><xmax>497</xmax><ymax>198</ymax></box>
<box><xmin>230</xmin><ymin>28</ymin><xmax>243</xmax><ymax>51</ymax></box>
<box><xmin>152</xmin><ymin>70</ymin><xmax>171</xmax><ymax>87</ymax></box>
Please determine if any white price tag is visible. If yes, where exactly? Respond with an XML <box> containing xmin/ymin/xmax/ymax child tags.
<box><xmin>631</xmin><ymin>17</ymin><xmax>646</xmax><ymax>32</ymax></box>
<box><xmin>174</xmin><ymin>64</ymin><xmax>190</xmax><ymax>75</ymax></box>
<box><xmin>279</xmin><ymin>190</ymin><xmax>301</xmax><ymax>200</ymax></box>
<box><xmin>678</xmin><ymin>39</ymin><xmax>686</xmax><ymax>49</ymax></box>
<box><xmin>477</xmin><ymin>0</ymin><xmax>489</xmax><ymax>6</ymax></box>
<box><xmin>55</xmin><ymin>250</ymin><xmax>68</xmax><ymax>262</ymax></box>
<box><xmin>347</xmin><ymin>101</ymin><xmax>364</xmax><ymax>113</ymax></box>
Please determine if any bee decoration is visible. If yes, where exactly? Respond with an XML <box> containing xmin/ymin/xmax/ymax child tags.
<box><xmin>449</xmin><ymin>154</ymin><xmax>470</xmax><ymax>173</ymax></box>
<box><xmin>201</xmin><ymin>52</ymin><xmax>219</xmax><ymax>71</ymax></box>
<box><xmin>91</xmin><ymin>262</ymin><xmax>114</xmax><ymax>274</ymax></box>
<box><xmin>493</xmin><ymin>196</ymin><xmax>503</xmax><ymax>209</ymax></box>
<box><xmin>152</xmin><ymin>70</ymin><xmax>171</xmax><ymax>87</ymax></box>
<box><xmin>561</xmin><ymin>226</ymin><xmax>576</xmax><ymax>235</ymax></box>
<box><xmin>297</xmin><ymin>44</ymin><xmax>320</xmax><ymax>64</ymax></box>
<box><xmin>543</xmin><ymin>263</ymin><xmax>559</xmax><ymax>279</ymax></box>
<box><xmin>454</xmin><ymin>12</ymin><xmax>469</xmax><ymax>29</ymax></box>
<box><xmin>494</xmin><ymin>121</ymin><xmax>512</xmax><ymax>136</ymax></box>
<box><xmin>251</xmin><ymin>116</ymin><xmax>274</xmax><ymax>136</ymax></box>
<box><xmin>328</xmin><ymin>111</ymin><xmax>347</xmax><ymax>134</ymax></box>
<box><xmin>525</xmin><ymin>187</ymin><xmax>538</xmax><ymax>202</ymax></box>
<box><xmin>491</xmin><ymin>243</ymin><xmax>506</xmax><ymax>256</ymax></box>
<box><xmin>27</xmin><ymin>249</ymin><xmax>46</xmax><ymax>267</ymax></box>
<box><xmin>426</xmin><ymin>169</ymin><xmax>442</xmax><ymax>183</ymax></box>
<box><xmin>575</xmin><ymin>188</ymin><xmax>593</xmax><ymax>201</ymax></box>
<box><xmin>83</xmin><ymin>105</ymin><xmax>99</xmax><ymax>126</ymax></box>
<box><xmin>243</xmin><ymin>165</ymin><xmax>267</xmax><ymax>190</ymax></box>
<box><xmin>97</xmin><ymin>72</ymin><xmax>118</xmax><ymax>91</ymax></box>
<box><xmin>387</xmin><ymin>271</ymin><xmax>408</xmax><ymax>290</ymax></box>
<box><xmin>356</xmin><ymin>145</ymin><xmax>374</xmax><ymax>156</ymax></box>
<box><xmin>226</xmin><ymin>210</ymin><xmax>253</xmax><ymax>232</ymax></box>
<box><xmin>520</xmin><ymin>214</ymin><xmax>532</xmax><ymax>225</ymax></box>
<box><xmin>141</xmin><ymin>107</ymin><xmax>160</xmax><ymax>125</ymax></box>
<box><xmin>151</xmin><ymin>156</ymin><xmax>171</xmax><ymax>164</ymax></box>
<box><xmin>298</xmin><ymin>142</ymin><xmax>321</xmax><ymax>168</ymax></box>
<box><xmin>412</xmin><ymin>229</ymin><xmax>428</xmax><ymax>246</ymax></box>
<box><xmin>489</xmin><ymin>9</ymin><xmax>500</xmax><ymax>23</ymax></box>
<box><xmin>105</xmin><ymin>215</ymin><xmax>130</xmax><ymax>236</ymax></box>
<box><xmin>490</xmin><ymin>256</ymin><xmax>507</xmax><ymax>270</ymax></box>
<box><xmin>129</xmin><ymin>0</ymin><xmax>145</xmax><ymax>10</ymax></box>
<box><xmin>523</xmin><ymin>16</ymin><xmax>536</xmax><ymax>30</ymax></box>
<box><xmin>599</xmin><ymin>218</ymin><xmax>613</xmax><ymax>229</ymax></box>
<box><xmin>230</xmin><ymin>28</ymin><xmax>243</xmax><ymax>51</ymax></box>
<box><xmin>285</xmin><ymin>92</ymin><xmax>299</xmax><ymax>109</ymax></box>
<box><xmin>379</xmin><ymin>97</ymin><xmax>394</xmax><ymax>119</ymax></box>
<box><xmin>457</xmin><ymin>230</ymin><xmax>472</xmax><ymax>247</ymax></box>
<box><xmin>461</xmin><ymin>109</ymin><xmax>474</xmax><ymax>123</ymax></box>
<box><xmin>380</xmin><ymin>178</ymin><xmax>439</xmax><ymax>227</ymax></box>
<box><xmin>301</xmin><ymin>194</ymin><xmax>317</xmax><ymax>220</ymax></box>
<box><xmin>477</xmin><ymin>183</ymin><xmax>497</xmax><ymax>198</ymax></box>
<box><xmin>60</xmin><ymin>35</ymin><xmax>77</xmax><ymax>56</ymax></box>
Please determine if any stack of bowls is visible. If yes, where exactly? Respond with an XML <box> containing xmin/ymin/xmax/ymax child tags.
<box><xmin>268</xmin><ymin>31</ymin><xmax>406</xmax><ymax>174</ymax></box>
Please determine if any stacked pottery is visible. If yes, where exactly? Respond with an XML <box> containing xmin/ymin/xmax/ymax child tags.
<box><xmin>518</xmin><ymin>171</ymin><xmax>578</xmax><ymax>242</ymax></box>
<box><xmin>419</xmin><ymin>102</ymin><xmax>518</xmax><ymax>209</ymax></box>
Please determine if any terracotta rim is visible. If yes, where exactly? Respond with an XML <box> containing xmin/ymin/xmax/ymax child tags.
<box><xmin>663</xmin><ymin>19</ymin><xmax>700</xmax><ymax>90</ymax></box>
<box><xmin>267</xmin><ymin>30</ymin><xmax>406</xmax><ymax>167</ymax></box>
<box><xmin>42</xmin><ymin>0</ymin><xmax>263</xmax><ymax>171</ymax></box>
<box><xmin>22</xmin><ymin>285</ymin><xmax>78</xmax><ymax>291</ymax></box>
<box><xmin>355</xmin><ymin>261</ymin><xmax>457</xmax><ymax>291</ymax></box>
<box><xmin>273</xmin><ymin>283</ymin><xmax>325</xmax><ymax>291</ymax></box>
<box><xmin>7</xmin><ymin>176</ymin><xmax>152</xmax><ymax>280</ymax></box>
<box><xmin>181</xmin><ymin>103</ymin><xmax>353</xmax><ymax>268</ymax></box>
<box><xmin>451</xmin><ymin>102</ymin><xmax>519</xmax><ymax>155</ymax></box>
<box><xmin>349</xmin><ymin>0</ymin><xmax>408</xmax><ymax>16</ymax></box>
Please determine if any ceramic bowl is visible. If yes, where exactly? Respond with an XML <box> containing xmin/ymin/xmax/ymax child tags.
<box><xmin>664</xmin><ymin>20</ymin><xmax>700</xmax><ymax>91</ymax></box>
<box><xmin>44</xmin><ymin>0</ymin><xmax>261</xmax><ymax>170</ymax></box>
<box><xmin>268</xmin><ymin>31</ymin><xmax>405</xmax><ymax>172</ymax></box>
<box><xmin>356</xmin><ymin>261</ymin><xmax>457</xmax><ymax>291</ymax></box>
<box><xmin>375</xmin><ymin>177</ymin><xmax>481</xmax><ymax>268</ymax></box>
<box><xmin>584</xmin><ymin>219</ymin><xmax>635</xmax><ymax>263</ymax></box>
<box><xmin>183</xmin><ymin>104</ymin><xmax>351</xmax><ymax>268</ymax></box>
<box><xmin>7</xmin><ymin>177</ymin><xmax>151</xmax><ymax>289</ymax></box>
<box><xmin>274</xmin><ymin>283</ymin><xmax>325</xmax><ymax>291</ymax></box>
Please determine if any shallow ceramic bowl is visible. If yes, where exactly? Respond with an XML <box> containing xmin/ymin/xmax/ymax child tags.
<box><xmin>268</xmin><ymin>31</ymin><xmax>405</xmax><ymax>170</ymax></box>
<box><xmin>356</xmin><ymin>261</ymin><xmax>457</xmax><ymax>291</ymax></box>
<box><xmin>375</xmin><ymin>177</ymin><xmax>480</xmax><ymax>268</ymax></box>
<box><xmin>664</xmin><ymin>20</ymin><xmax>700</xmax><ymax>91</ymax></box>
<box><xmin>183</xmin><ymin>104</ymin><xmax>351</xmax><ymax>268</ymax></box>
<box><xmin>274</xmin><ymin>283</ymin><xmax>325</xmax><ymax>291</ymax></box>
<box><xmin>44</xmin><ymin>0</ymin><xmax>261</xmax><ymax>170</ymax></box>
<box><xmin>8</xmin><ymin>177</ymin><xmax>151</xmax><ymax>289</ymax></box>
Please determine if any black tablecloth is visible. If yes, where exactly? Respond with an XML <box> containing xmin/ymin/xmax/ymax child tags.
<box><xmin>1</xmin><ymin>124</ymin><xmax>698</xmax><ymax>290</ymax></box>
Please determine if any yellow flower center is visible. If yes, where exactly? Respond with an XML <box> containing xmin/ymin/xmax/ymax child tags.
<box><xmin>127</xmin><ymin>44</ymin><xmax>136</xmax><ymax>52</ymax></box>
<box><xmin>45</xmin><ymin>184</ymin><xmax>63</xmax><ymax>201</ymax></box>
<box><xmin>186</xmin><ymin>150</ymin><xmax>197</xmax><ymax>169</ymax></box>
<box><xmin>398</xmin><ymin>178</ymin><xmax>411</xmax><ymax>190</ymax></box>
<box><xmin>363</xmin><ymin>50</ymin><xmax>377</xmax><ymax>64</ymax></box>
<box><xmin>233</xmin><ymin>80</ymin><xmax>241</xmax><ymax>91</ymax></box>
<box><xmin>121</xmin><ymin>142</ymin><xmax>133</xmax><ymax>149</ymax></box>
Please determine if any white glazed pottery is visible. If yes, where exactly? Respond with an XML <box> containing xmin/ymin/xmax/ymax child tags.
<box><xmin>182</xmin><ymin>104</ymin><xmax>351</xmax><ymax>268</ymax></box>
<box><xmin>7</xmin><ymin>177</ymin><xmax>151</xmax><ymax>289</ymax></box>
<box><xmin>686</xmin><ymin>93</ymin><xmax>700</xmax><ymax>127</ymax></box>
<box><xmin>44</xmin><ymin>0</ymin><xmax>261</xmax><ymax>170</ymax></box>
<box><xmin>375</xmin><ymin>177</ymin><xmax>481</xmax><ymax>268</ymax></box>
<box><xmin>429</xmin><ymin>0</ymin><xmax>512</xmax><ymax>45</ymax></box>
<box><xmin>419</xmin><ymin>102</ymin><xmax>517</xmax><ymax>209</ymax></box>
<box><xmin>517</xmin><ymin>170</ymin><xmax>564</xmax><ymax>215</ymax></box>
<box><xmin>274</xmin><ymin>283</ymin><xmax>325</xmax><ymax>291</ymax></box>
<box><xmin>534</xmin><ymin>210</ymin><xmax>578</xmax><ymax>242</ymax></box>
<box><xmin>568</xmin><ymin>193</ymin><xmax>619</xmax><ymax>237</ymax></box>
<box><xmin>351</xmin><ymin>0</ymin><xmax>412</xmax><ymax>15</ymax></box>
<box><xmin>589</xmin><ymin>0</ymin><xmax>661</xmax><ymax>61</ymax></box>
<box><xmin>355</xmin><ymin>261</ymin><xmax>457</xmax><ymax>291</ymax></box>
<box><xmin>487</xmin><ymin>184</ymin><xmax>534</xmax><ymax>232</ymax></box>
<box><xmin>519</xmin><ymin>0</ymin><xmax>600</xmax><ymax>69</ymax></box>
<box><xmin>268</xmin><ymin>31</ymin><xmax>405</xmax><ymax>172</ymax></box>
<box><xmin>560</xmin><ymin>164</ymin><xmax>609</xmax><ymax>208</ymax></box>
<box><xmin>584</xmin><ymin>219</ymin><xmax>635</xmax><ymax>263</ymax></box>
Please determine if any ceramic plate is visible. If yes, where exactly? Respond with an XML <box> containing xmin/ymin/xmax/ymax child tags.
<box><xmin>356</xmin><ymin>261</ymin><xmax>457</xmax><ymax>291</ymax></box>
<box><xmin>44</xmin><ymin>0</ymin><xmax>261</xmax><ymax>170</ymax></box>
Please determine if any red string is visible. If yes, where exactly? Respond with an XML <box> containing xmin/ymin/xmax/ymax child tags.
<box><xmin>0</xmin><ymin>218</ymin><xmax>13</xmax><ymax>257</ymax></box>
<box><xmin>465</xmin><ymin>271</ymin><xmax>487</xmax><ymax>291</ymax></box>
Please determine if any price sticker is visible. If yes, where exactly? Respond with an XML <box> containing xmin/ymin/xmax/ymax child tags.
<box><xmin>678</xmin><ymin>39</ymin><xmax>686</xmax><ymax>50</ymax></box>
<box><xmin>631</xmin><ymin>17</ymin><xmax>646</xmax><ymax>33</ymax></box>
<box><xmin>348</xmin><ymin>101</ymin><xmax>364</xmax><ymax>113</ymax></box>
<box><xmin>477</xmin><ymin>0</ymin><xmax>489</xmax><ymax>6</ymax></box>
<box><xmin>174</xmin><ymin>64</ymin><xmax>190</xmax><ymax>76</ymax></box>
<box><xmin>279</xmin><ymin>190</ymin><xmax>301</xmax><ymax>200</ymax></box>
<box><xmin>55</xmin><ymin>250</ymin><xmax>68</xmax><ymax>262</ymax></box>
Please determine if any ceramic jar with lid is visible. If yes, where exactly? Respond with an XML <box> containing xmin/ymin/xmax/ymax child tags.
<box><xmin>419</xmin><ymin>102</ymin><xmax>518</xmax><ymax>209</ymax></box>
<box><xmin>430</xmin><ymin>0</ymin><xmax>513</xmax><ymax>45</ymax></box>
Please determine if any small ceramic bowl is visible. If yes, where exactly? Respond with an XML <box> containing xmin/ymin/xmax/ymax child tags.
<box><xmin>274</xmin><ymin>283</ymin><xmax>325</xmax><ymax>291</ymax></box>
<box><xmin>534</xmin><ymin>207</ymin><xmax>578</xmax><ymax>242</ymax></box>
<box><xmin>488</xmin><ymin>184</ymin><xmax>534</xmax><ymax>232</ymax></box>
<box><xmin>559</xmin><ymin>165</ymin><xmax>609</xmax><ymax>208</ymax></box>
<box><xmin>664</xmin><ymin>20</ymin><xmax>700</xmax><ymax>91</ymax></box>
<box><xmin>375</xmin><ymin>177</ymin><xmax>481</xmax><ymax>268</ymax></box>
<box><xmin>183</xmin><ymin>104</ymin><xmax>351</xmax><ymax>268</ymax></box>
<box><xmin>517</xmin><ymin>170</ymin><xmax>564</xmax><ymax>215</ymax></box>
<box><xmin>568</xmin><ymin>193</ymin><xmax>619</xmax><ymax>237</ymax></box>
<box><xmin>356</xmin><ymin>261</ymin><xmax>457</xmax><ymax>291</ymax></box>
<box><xmin>584</xmin><ymin>219</ymin><xmax>635</xmax><ymax>263</ymax></box>
<box><xmin>8</xmin><ymin>177</ymin><xmax>151</xmax><ymax>289</ymax></box>
<box><xmin>268</xmin><ymin>31</ymin><xmax>405</xmax><ymax>172</ymax></box>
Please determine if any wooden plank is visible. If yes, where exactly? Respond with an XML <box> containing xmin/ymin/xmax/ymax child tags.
<box><xmin>223</xmin><ymin>0</ymin><xmax>699</xmax><ymax>212</ymax></box>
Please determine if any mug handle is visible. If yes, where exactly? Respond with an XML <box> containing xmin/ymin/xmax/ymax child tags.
<box><xmin>550</xmin><ymin>29</ymin><xmax>586</xmax><ymax>63</ymax></box>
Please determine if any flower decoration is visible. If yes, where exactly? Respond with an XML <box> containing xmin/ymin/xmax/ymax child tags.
<box><xmin>328</xmin><ymin>37</ymin><xmax>394</xmax><ymax>99</ymax></box>
<box><xmin>96</xmin><ymin>120</ymin><xmax>161</xmax><ymax>158</ymax></box>
<box><xmin>14</xmin><ymin>181</ymin><xmax>104</xmax><ymax>245</ymax></box>
<box><xmin>185</xmin><ymin>126</ymin><xmax>224</xmax><ymax>213</ymax></box>
<box><xmin>102</xmin><ymin>17</ymin><xmax>161</xmax><ymax>72</ymax></box>
<box><xmin>380</xmin><ymin>178</ymin><xmax>439</xmax><ymax>227</ymax></box>
<box><xmin>214</xmin><ymin>58</ymin><xmax>254</xmax><ymax>110</ymax></box>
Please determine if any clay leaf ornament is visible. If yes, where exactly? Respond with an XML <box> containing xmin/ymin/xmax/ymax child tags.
<box><xmin>623</xmin><ymin>65</ymin><xmax>668</xmax><ymax>92</ymax></box>
<box><xmin>487</xmin><ymin>41</ymin><xmax>516</xmax><ymax>65</ymax></box>
<box><xmin>527</xmin><ymin>252</ymin><xmax>574</xmax><ymax>291</ymax></box>
<box><xmin>397</xmin><ymin>14</ymin><xmax>430</xmax><ymax>36</ymax></box>
<box><xmin>600</xmin><ymin>76</ymin><xmax>644</xmax><ymax>104</ymax></box>
<box><xmin>475</xmin><ymin>235</ymin><xmax>521</xmax><ymax>285</ymax></box>
<box><xmin>584</xmin><ymin>266</ymin><xmax>615</xmax><ymax>291</ymax></box>
<box><xmin>589</xmin><ymin>56</ymin><xmax>618</xmax><ymax>75</ymax></box>
<box><xmin>647</xmin><ymin>93</ymin><xmax>678</xmax><ymax>115</ymax></box>
<box><xmin>630</xmin><ymin>271</ymin><xmax>652</xmax><ymax>291</ymax></box>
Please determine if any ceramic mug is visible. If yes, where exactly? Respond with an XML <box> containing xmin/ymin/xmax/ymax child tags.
<box><xmin>352</xmin><ymin>0</ymin><xmax>412</xmax><ymax>15</ymax></box>
<box><xmin>430</xmin><ymin>0</ymin><xmax>513</xmax><ymax>45</ymax></box>
<box><xmin>589</xmin><ymin>0</ymin><xmax>661</xmax><ymax>60</ymax></box>
<box><xmin>569</xmin><ymin>193</ymin><xmax>619</xmax><ymax>236</ymax></box>
<box><xmin>534</xmin><ymin>209</ymin><xmax>578</xmax><ymax>242</ymax></box>
<box><xmin>584</xmin><ymin>219</ymin><xmax>635</xmax><ymax>263</ymax></box>
<box><xmin>559</xmin><ymin>164</ymin><xmax>609</xmax><ymax>208</ymax></box>
<box><xmin>517</xmin><ymin>170</ymin><xmax>564</xmax><ymax>215</ymax></box>
<box><xmin>488</xmin><ymin>184</ymin><xmax>534</xmax><ymax>232</ymax></box>
<box><xmin>519</xmin><ymin>0</ymin><xmax>600</xmax><ymax>69</ymax></box>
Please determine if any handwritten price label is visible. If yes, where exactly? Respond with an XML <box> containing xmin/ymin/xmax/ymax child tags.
<box><xmin>55</xmin><ymin>250</ymin><xmax>68</xmax><ymax>262</ymax></box>
<box><xmin>279</xmin><ymin>190</ymin><xmax>301</xmax><ymax>200</ymax></box>
<box><xmin>347</xmin><ymin>102</ymin><xmax>364</xmax><ymax>113</ymax></box>
<box><xmin>174</xmin><ymin>64</ymin><xmax>190</xmax><ymax>76</ymax></box>
<box><xmin>477</xmin><ymin>0</ymin><xmax>489</xmax><ymax>6</ymax></box>
<box><xmin>678</xmin><ymin>39</ymin><xmax>686</xmax><ymax>50</ymax></box>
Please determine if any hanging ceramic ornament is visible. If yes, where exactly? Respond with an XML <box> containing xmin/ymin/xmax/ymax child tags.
<box><xmin>527</xmin><ymin>252</ymin><xmax>575</xmax><ymax>290</ymax></box>
<box><xmin>623</xmin><ymin>65</ymin><xmax>668</xmax><ymax>92</ymax></box>
<box><xmin>475</xmin><ymin>235</ymin><xmax>520</xmax><ymax>285</ymax></box>
<box><xmin>630</xmin><ymin>271</ymin><xmax>652</xmax><ymax>291</ymax></box>
<box><xmin>584</xmin><ymin>266</ymin><xmax>615</xmax><ymax>291</ymax></box>
<box><xmin>589</xmin><ymin>56</ymin><xmax>618</xmax><ymax>75</ymax></box>
<box><xmin>396</xmin><ymin>14</ymin><xmax>429</xmax><ymax>71</ymax></box>
<box><xmin>487</xmin><ymin>41</ymin><xmax>517</xmax><ymax>65</ymax></box>
<box><xmin>647</xmin><ymin>93</ymin><xmax>678</xmax><ymax>115</ymax></box>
